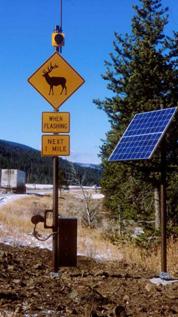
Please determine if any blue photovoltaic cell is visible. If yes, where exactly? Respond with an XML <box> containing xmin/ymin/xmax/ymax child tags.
<box><xmin>109</xmin><ymin>107</ymin><xmax>177</xmax><ymax>161</ymax></box>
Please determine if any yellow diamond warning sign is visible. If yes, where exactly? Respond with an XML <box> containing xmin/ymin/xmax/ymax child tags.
<box><xmin>28</xmin><ymin>52</ymin><xmax>85</xmax><ymax>110</ymax></box>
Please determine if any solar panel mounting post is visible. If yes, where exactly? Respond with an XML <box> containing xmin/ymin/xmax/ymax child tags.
<box><xmin>160</xmin><ymin>103</ymin><xmax>167</xmax><ymax>275</ymax></box>
<box><xmin>160</xmin><ymin>136</ymin><xmax>167</xmax><ymax>273</ymax></box>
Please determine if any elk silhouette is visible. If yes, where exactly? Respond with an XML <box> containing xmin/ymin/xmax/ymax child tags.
<box><xmin>42</xmin><ymin>63</ymin><xmax>67</xmax><ymax>96</ymax></box>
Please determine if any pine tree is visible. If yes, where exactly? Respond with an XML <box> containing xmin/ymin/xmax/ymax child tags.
<box><xmin>94</xmin><ymin>0</ymin><xmax>178</xmax><ymax>223</ymax></box>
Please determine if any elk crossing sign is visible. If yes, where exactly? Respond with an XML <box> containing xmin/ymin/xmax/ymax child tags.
<box><xmin>28</xmin><ymin>52</ymin><xmax>85</xmax><ymax>110</ymax></box>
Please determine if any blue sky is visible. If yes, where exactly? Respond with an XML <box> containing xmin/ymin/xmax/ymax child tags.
<box><xmin>0</xmin><ymin>0</ymin><xmax>177</xmax><ymax>164</ymax></box>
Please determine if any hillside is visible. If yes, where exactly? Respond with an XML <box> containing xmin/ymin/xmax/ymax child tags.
<box><xmin>0</xmin><ymin>139</ymin><xmax>102</xmax><ymax>185</ymax></box>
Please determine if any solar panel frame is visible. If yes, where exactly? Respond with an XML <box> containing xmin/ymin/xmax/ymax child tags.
<box><xmin>109</xmin><ymin>107</ymin><xmax>177</xmax><ymax>162</ymax></box>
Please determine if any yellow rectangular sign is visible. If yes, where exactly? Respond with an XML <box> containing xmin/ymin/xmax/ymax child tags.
<box><xmin>42</xmin><ymin>112</ymin><xmax>70</xmax><ymax>133</ymax></box>
<box><xmin>42</xmin><ymin>135</ymin><xmax>70</xmax><ymax>157</ymax></box>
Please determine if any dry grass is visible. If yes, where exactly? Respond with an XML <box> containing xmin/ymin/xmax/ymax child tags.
<box><xmin>78</xmin><ymin>226</ymin><xmax>123</xmax><ymax>260</ymax></box>
<box><xmin>0</xmin><ymin>312</ymin><xmax>16</xmax><ymax>317</ymax></box>
<box><xmin>120</xmin><ymin>238</ymin><xmax>178</xmax><ymax>276</ymax></box>
<box><xmin>0</xmin><ymin>192</ymin><xmax>177</xmax><ymax>276</ymax></box>
<box><xmin>0</xmin><ymin>195</ymin><xmax>51</xmax><ymax>233</ymax></box>
<box><xmin>0</xmin><ymin>192</ymin><xmax>123</xmax><ymax>261</ymax></box>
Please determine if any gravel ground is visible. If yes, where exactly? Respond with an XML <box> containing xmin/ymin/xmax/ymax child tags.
<box><xmin>0</xmin><ymin>243</ymin><xmax>178</xmax><ymax>317</ymax></box>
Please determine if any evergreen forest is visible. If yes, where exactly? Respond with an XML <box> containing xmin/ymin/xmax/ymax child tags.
<box><xmin>94</xmin><ymin>0</ymin><xmax>178</xmax><ymax>229</ymax></box>
<box><xmin>0</xmin><ymin>139</ymin><xmax>102</xmax><ymax>186</ymax></box>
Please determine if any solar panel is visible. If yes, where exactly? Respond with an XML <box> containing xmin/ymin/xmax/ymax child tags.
<box><xmin>109</xmin><ymin>107</ymin><xmax>177</xmax><ymax>161</ymax></box>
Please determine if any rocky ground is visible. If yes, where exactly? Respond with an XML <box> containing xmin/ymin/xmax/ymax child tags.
<box><xmin>0</xmin><ymin>243</ymin><xmax>178</xmax><ymax>317</ymax></box>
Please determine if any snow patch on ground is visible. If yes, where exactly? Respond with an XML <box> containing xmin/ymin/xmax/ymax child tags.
<box><xmin>150</xmin><ymin>277</ymin><xmax>178</xmax><ymax>286</ymax></box>
<box><xmin>0</xmin><ymin>224</ymin><xmax>122</xmax><ymax>262</ymax></box>
<box><xmin>0</xmin><ymin>187</ymin><xmax>118</xmax><ymax>262</ymax></box>
<box><xmin>0</xmin><ymin>224</ymin><xmax>52</xmax><ymax>249</ymax></box>
<box><xmin>92</xmin><ymin>193</ymin><xmax>104</xmax><ymax>200</ymax></box>
<box><xmin>0</xmin><ymin>193</ymin><xmax>28</xmax><ymax>206</ymax></box>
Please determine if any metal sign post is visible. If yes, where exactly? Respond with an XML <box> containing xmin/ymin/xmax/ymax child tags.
<box><xmin>28</xmin><ymin>0</ymin><xmax>84</xmax><ymax>273</ymax></box>
<box><xmin>53</xmin><ymin>152</ymin><xmax>59</xmax><ymax>272</ymax></box>
<box><xmin>53</xmin><ymin>41</ymin><xmax>60</xmax><ymax>272</ymax></box>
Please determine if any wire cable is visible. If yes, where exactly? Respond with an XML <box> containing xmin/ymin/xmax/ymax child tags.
<box><xmin>60</xmin><ymin>0</ymin><xmax>63</xmax><ymax>30</ymax></box>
